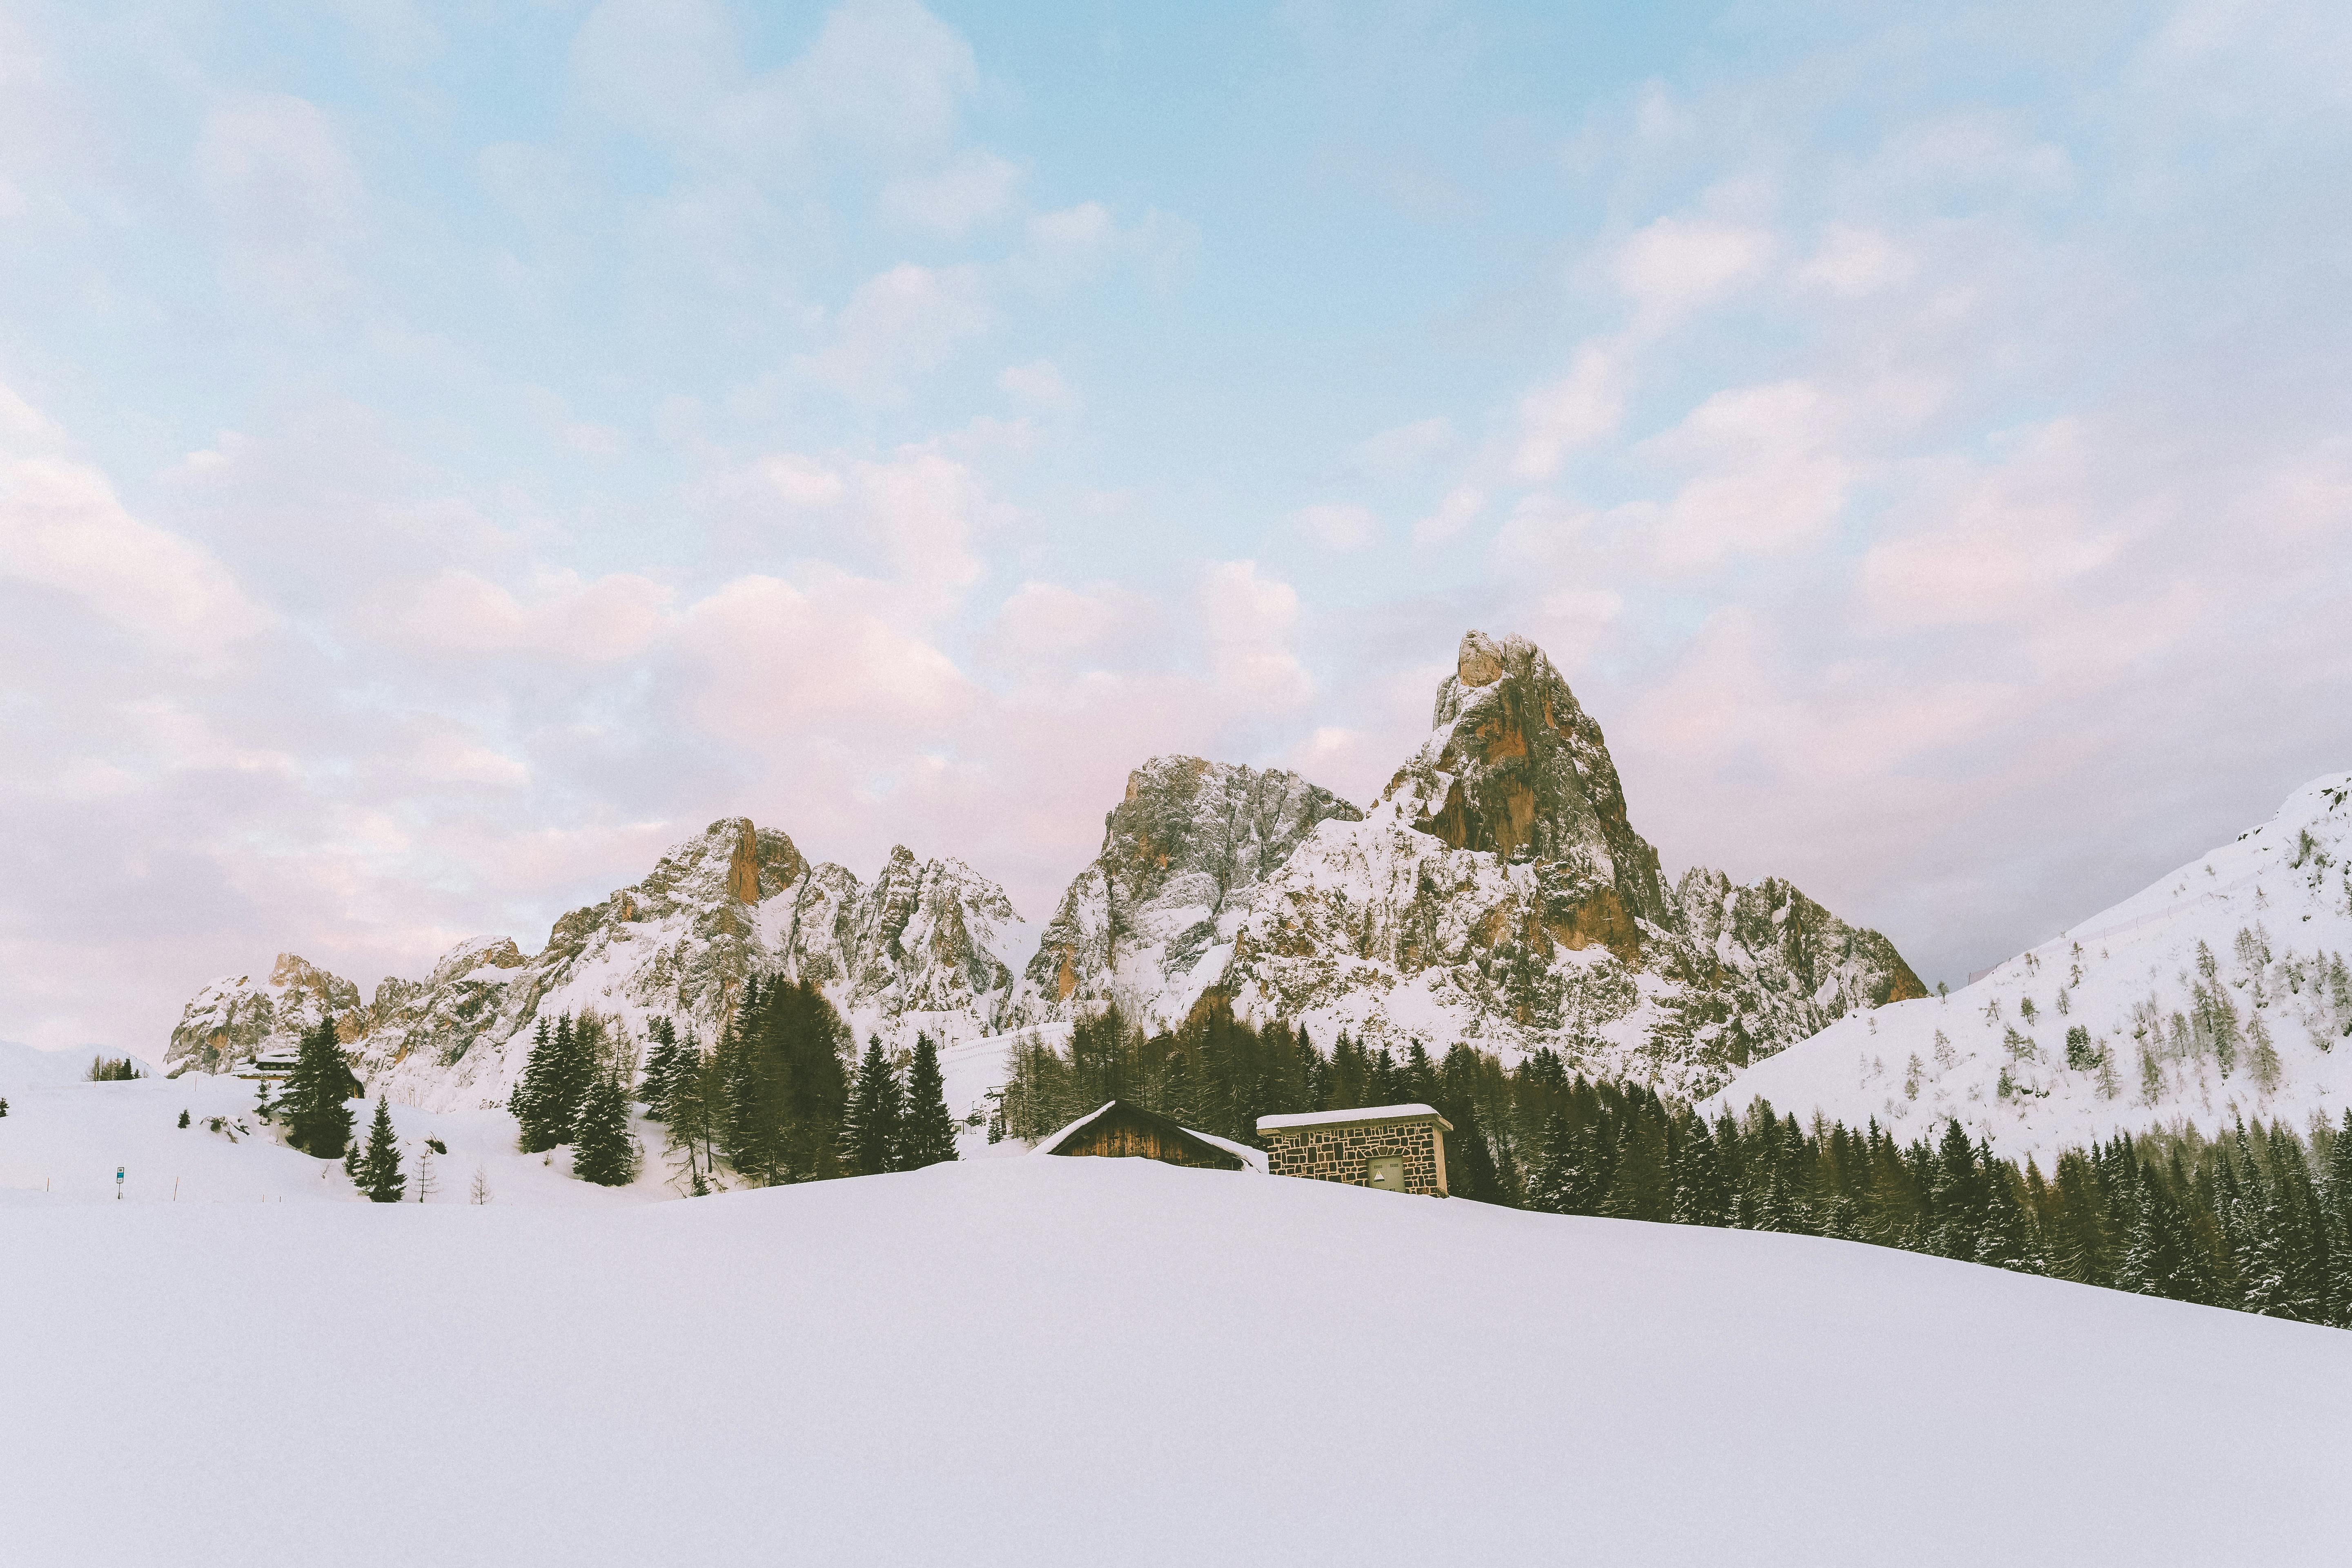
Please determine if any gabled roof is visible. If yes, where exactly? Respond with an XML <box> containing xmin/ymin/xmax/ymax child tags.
<box><xmin>1033</xmin><ymin>1099</ymin><xmax>1253</xmax><ymax>1171</ymax></box>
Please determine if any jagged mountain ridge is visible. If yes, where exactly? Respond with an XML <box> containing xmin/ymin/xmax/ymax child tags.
<box><xmin>165</xmin><ymin>820</ymin><xmax>1036</xmax><ymax>1111</ymax></box>
<box><xmin>1715</xmin><ymin>771</ymin><xmax>2352</xmax><ymax>1159</ymax></box>
<box><xmin>165</xmin><ymin>628</ymin><xmax>1922</xmax><ymax>1105</ymax></box>
<box><xmin>1212</xmin><ymin>633</ymin><xmax>1923</xmax><ymax>1094</ymax></box>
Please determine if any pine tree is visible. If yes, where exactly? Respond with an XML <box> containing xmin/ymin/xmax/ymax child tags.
<box><xmin>178</xmin><ymin>1109</ymin><xmax>190</xmax><ymax>1129</ymax></box>
<box><xmin>639</xmin><ymin>1017</ymin><xmax>683</xmax><ymax>1118</ymax></box>
<box><xmin>282</xmin><ymin>1016</ymin><xmax>357</xmax><ymax>1160</ymax></box>
<box><xmin>1974</xmin><ymin>1166</ymin><xmax>2042</xmax><ymax>1274</ymax></box>
<box><xmin>844</xmin><ymin>1038</ymin><xmax>906</xmax><ymax>1176</ymax></box>
<box><xmin>546</xmin><ymin>1014</ymin><xmax>592</xmax><ymax>1143</ymax></box>
<box><xmin>572</xmin><ymin>1072</ymin><xmax>639</xmax><ymax>1187</ymax></box>
<box><xmin>2120</xmin><ymin>1170</ymin><xmax>2210</xmax><ymax>1304</ymax></box>
<box><xmin>356</xmin><ymin>1097</ymin><xmax>406</xmax><ymax>1203</ymax></box>
<box><xmin>896</xmin><ymin>1034</ymin><xmax>960</xmax><ymax>1170</ymax></box>
<box><xmin>512</xmin><ymin>1013</ymin><xmax>597</xmax><ymax>1151</ymax></box>
<box><xmin>662</xmin><ymin>1035</ymin><xmax>714</xmax><ymax>1189</ymax></box>
<box><xmin>510</xmin><ymin>1017</ymin><xmax>555</xmax><ymax>1150</ymax></box>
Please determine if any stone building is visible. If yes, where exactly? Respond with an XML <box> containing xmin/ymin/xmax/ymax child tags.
<box><xmin>1256</xmin><ymin>1104</ymin><xmax>1452</xmax><ymax>1196</ymax></box>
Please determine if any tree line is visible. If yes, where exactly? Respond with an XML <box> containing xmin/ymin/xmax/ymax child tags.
<box><xmin>993</xmin><ymin>997</ymin><xmax>2352</xmax><ymax>1329</ymax></box>
<box><xmin>632</xmin><ymin>976</ymin><xmax>960</xmax><ymax>1193</ymax></box>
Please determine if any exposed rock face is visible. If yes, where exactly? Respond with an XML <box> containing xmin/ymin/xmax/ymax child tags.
<box><xmin>1405</xmin><ymin>630</ymin><xmax>1669</xmax><ymax>935</ymax></box>
<box><xmin>1214</xmin><ymin>632</ymin><xmax>1924</xmax><ymax>1096</ymax></box>
<box><xmin>1010</xmin><ymin>756</ymin><xmax>1363</xmax><ymax>1029</ymax></box>
<box><xmin>169</xmin><ymin>818</ymin><xmax>1033</xmax><ymax>1111</ymax></box>
<box><xmin>165</xmin><ymin>954</ymin><xmax>362</xmax><ymax>1073</ymax></box>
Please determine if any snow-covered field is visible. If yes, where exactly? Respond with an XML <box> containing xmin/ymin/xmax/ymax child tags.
<box><xmin>5</xmin><ymin>1080</ymin><xmax>2348</xmax><ymax>1566</ymax></box>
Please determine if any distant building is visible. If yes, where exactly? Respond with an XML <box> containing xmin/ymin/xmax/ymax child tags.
<box><xmin>1256</xmin><ymin>1104</ymin><xmax>1452</xmax><ymax>1196</ymax></box>
<box><xmin>235</xmin><ymin>1047</ymin><xmax>300</xmax><ymax>1082</ymax></box>
<box><xmin>1034</xmin><ymin>1100</ymin><xmax>1250</xmax><ymax>1172</ymax></box>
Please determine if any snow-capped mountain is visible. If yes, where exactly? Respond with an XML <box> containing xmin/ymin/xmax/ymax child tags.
<box><xmin>1007</xmin><ymin>755</ymin><xmax>1363</xmax><ymax>1030</ymax></box>
<box><xmin>1209</xmin><ymin>631</ymin><xmax>1924</xmax><ymax>1093</ymax></box>
<box><xmin>163</xmin><ymin>819</ymin><xmax>1034</xmax><ymax>1110</ymax></box>
<box><xmin>1716</xmin><ymin>772</ymin><xmax>2352</xmax><ymax>1159</ymax></box>
<box><xmin>163</xmin><ymin>628</ymin><xmax>1922</xmax><ymax>1105</ymax></box>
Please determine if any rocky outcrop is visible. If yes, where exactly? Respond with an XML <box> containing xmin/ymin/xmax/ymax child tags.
<box><xmin>1009</xmin><ymin>756</ymin><xmax>1363</xmax><ymax>1029</ymax></box>
<box><xmin>165</xmin><ymin>953</ymin><xmax>363</xmax><ymax>1073</ymax></box>
<box><xmin>169</xmin><ymin>818</ymin><xmax>1033</xmax><ymax>1111</ymax></box>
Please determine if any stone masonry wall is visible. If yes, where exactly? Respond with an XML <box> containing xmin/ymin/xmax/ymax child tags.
<box><xmin>1263</xmin><ymin>1119</ymin><xmax>1447</xmax><ymax>1197</ymax></box>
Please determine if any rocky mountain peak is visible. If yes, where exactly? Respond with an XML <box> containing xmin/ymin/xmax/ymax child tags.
<box><xmin>1012</xmin><ymin>755</ymin><xmax>1363</xmax><ymax>1025</ymax></box>
<box><xmin>1387</xmin><ymin>629</ymin><xmax>1668</xmax><ymax>949</ymax></box>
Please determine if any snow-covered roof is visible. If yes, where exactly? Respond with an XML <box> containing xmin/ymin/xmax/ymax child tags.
<box><xmin>1031</xmin><ymin>1101</ymin><xmax>1121</xmax><ymax>1155</ymax></box>
<box><xmin>1257</xmin><ymin>1102</ymin><xmax>1452</xmax><ymax>1134</ymax></box>
<box><xmin>1030</xmin><ymin>1100</ymin><xmax>1264</xmax><ymax>1171</ymax></box>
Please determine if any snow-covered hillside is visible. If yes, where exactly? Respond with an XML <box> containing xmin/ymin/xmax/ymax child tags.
<box><xmin>0</xmin><ymin>1056</ymin><xmax>672</xmax><ymax>1206</ymax></box>
<box><xmin>4</xmin><ymin>1155</ymin><xmax>2344</xmax><ymax>1566</ymax></box>
<box><xmin>1718</xmin><ymin>772</ymin><xmax>2352</xmax><ymax>1160</ymax></box>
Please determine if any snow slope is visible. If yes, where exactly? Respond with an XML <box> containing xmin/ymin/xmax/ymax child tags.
<box><xmin>1717</xmin><ymin>772</ymin><xmax>2352</xmax><ymax>1160</ymax></box>
<box><xmin>0</xmin><ymin>1039</ymin><xmax>140</xmax><ymax>1087</ymax></box>
<box><xmin>0</xmin><ymin>1067</ymin><xmax>670</xmax><ymax>1206</ymax></box>
<box><xmin>3</xmin><ymin>1156</ymin><xmax>2345</xmax><ymax>1566</ymax></box>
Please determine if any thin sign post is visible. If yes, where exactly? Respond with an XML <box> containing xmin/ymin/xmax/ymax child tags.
<box><xmin>115</xmin><ymin>1166</ymin><xmax>125</xmax><ymax>1200</ymax></box>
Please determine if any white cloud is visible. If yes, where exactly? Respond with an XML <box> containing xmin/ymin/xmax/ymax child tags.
<box><xmin>1858</xmin><ymin>422</ymin><xmax>2126</xmax><ymax>630</ymax></box>
<box><xmin>1356</xmin><ymin>416</ymin><xmax>1453</xmax><ymax>473</ymax></box>
<box><xmin>880</xmin><ymin>149</ymin><xmax>1018</xmax><ymax>235</ymax></box>
<box><xmin>356</xmin><ymin>568</ymin><xmax>674</xmax><ymax>664</ymax></box>
<box><xmin>1293</xmin><ymin>502</ymin><xmax>1378</xmax><ymax>552</ymax></box>
<box><xmin>1413</xmin><ymin>485</ymin><xmax>1485</xmax><ymax>546</ymax></box>
<box><xmin>571</xmin><ymin>0</ymin><xmax>980</xmax><ymax>176</ymax></box>
<box><xmin>793</xmin><ymin>262</ymin><xmax>992</xmax><ymax>400</ymax></box>
<box><xmin>986</xmin><ymin>581</ymin><xmax>1160</xmax><ymax>670</ymax></box>
<box><xmin>848</xmin><ymin>448</ymin><xmax>989</xmax><ymax>601</ymax></box>
<box><xmin>1800</xmin><ymin>225</ymin><xmax>1913</xmax><ymax>297</ymax></box>
<box><xmin>1012</xmin><ymin>202</ymin><xmax>1196</xmax><ymax>293</ymax></box>
<box><xmin>1515</xmin><ymin>345</ymin><xmax>1624</xmax><ymax>479</ymax></box>
<box><xmin>677</xmin><ymin>574</ymin><xmax>971</xmax><ymax>735</ymax></box>
<box><xmin>0</xmin><ymin>388</ymin><xmax>266</xmax><ymax>653</ymax></box>
<box><xmin>998</xmin><ymin>360</ymin><xmax>1071</xmax><ymax>405</ymax></box>
<box><xmin>1198</xmin><ymin>561</ymin><xmax>1312</xmax><ymax>714</ymax></box>
<box><xmin>1615</xmin><ymin>216</ymin><xmax>1773</xmax><ymax>319</ymax></box>
<box><xmin>1636</xmin><ymin>380</ymin><xmax>1855</xmax><ymax>572</ymax></box>
<box><xmin>760</xmin><ymin>453</ymin><xmax>848</xmax><ymax>507</ymax></box>
<box><xmin>194</xmin><ymin>94</ymin><xmax>364</xmax><ymax>301</ymax></box>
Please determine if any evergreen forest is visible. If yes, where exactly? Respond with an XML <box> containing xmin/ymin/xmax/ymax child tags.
<box><xmin>993</xmin><ymin>996</ymin><xmax>2352</xmax><ymax>1330</ymax></box>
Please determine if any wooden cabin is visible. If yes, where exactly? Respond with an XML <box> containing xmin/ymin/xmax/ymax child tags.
<box><xmin>1033</xmin><ymin>1100</ymin><xmax>1248</xmax><ymax>1172</ymax></box>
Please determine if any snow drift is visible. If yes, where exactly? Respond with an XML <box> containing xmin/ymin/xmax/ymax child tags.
<box><xmin>4</xmin><ymin>1153</ymin><xmax>2346</xmax><ymax>1566</ymax></box>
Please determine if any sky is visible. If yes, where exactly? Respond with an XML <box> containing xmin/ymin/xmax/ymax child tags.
<box><xmin>3</xmin><ymin>0</ymin><xmax>2349</xmax><ymax>1053</ymax></box>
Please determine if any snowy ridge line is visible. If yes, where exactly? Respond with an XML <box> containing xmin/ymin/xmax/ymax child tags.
<box><xmin>1715</xmin><ymin>770</ymin><xmax>2352</xmax><ymax>1160</ymax></box>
